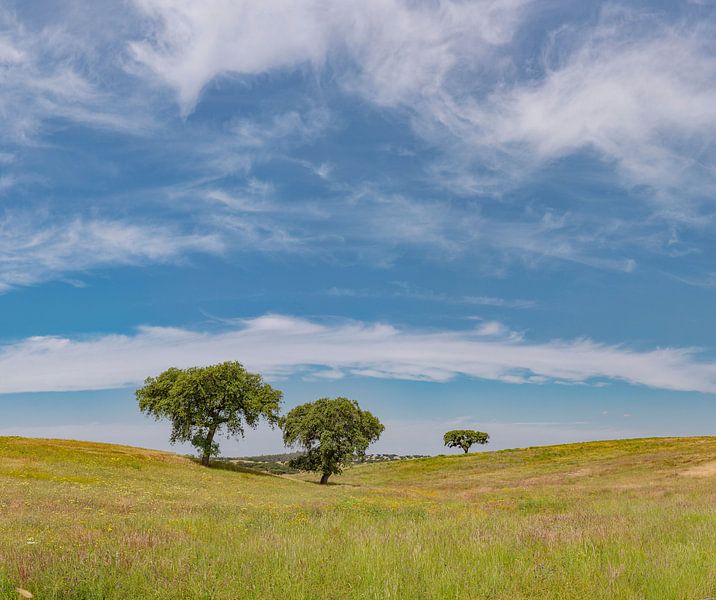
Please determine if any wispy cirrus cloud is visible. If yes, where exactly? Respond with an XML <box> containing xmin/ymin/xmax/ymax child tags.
<box><xmin>129</xmin><ymin>0</ymin><xmax>529</xmax><ymax>115</ymax></box>
<box><xmin>120</xmin><ymin>0</ymin><xmax>716</xmax><ymax>282</ymax></box>
<box><xmin>326</xmin><ymin>284</ymin><xmax>536</xmax><ymax>309</ymax></box>
<box><xmin>128</xmin><ymin>1</ymin><xmax>716</xmax><ymax>199</ymax></box>
<box><xmin>193</xmin><ymin>184</ymin><xmax>644</xmax><ymax>271</ymax></box>
<box><xmin>468</xmin><ymin>7</ymin><xmax>716</xmax><ymax>200</ymax></box>
<box><xmin>1</xmin><ymin>314</ymin><xmax>715</xmax><ymax>394</ymax></box>
<box><xmin>2</xmin><ymin>0</ymin><xmax>715</xmax><ymax>293</ymax></box>
<box><xmin>0</xmin><ymin>8</ymin><xmax>150</xmax><ymax>143</ymax></box>
<box><xmin>0</xmin><ymin>214</ymin><xmax>223</xmax><ymax>291</ymax></box>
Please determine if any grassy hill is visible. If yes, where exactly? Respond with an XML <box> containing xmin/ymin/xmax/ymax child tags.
<box><xmin>1</xmin><ymin>436</ymin><xmax>715</xmax><ymax>599</ymax></box>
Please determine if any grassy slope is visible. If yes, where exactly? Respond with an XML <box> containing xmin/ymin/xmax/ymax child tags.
<box><xmin>1</xmin><ymin>437</ymin><xmax>715</xmax><ymax>599</ymax></box>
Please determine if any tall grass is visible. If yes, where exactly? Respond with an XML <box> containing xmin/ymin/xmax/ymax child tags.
<box><xmin>1</xmin><ymin>436</ymin><xmax>715</xmax><ymax>598</ymax></box>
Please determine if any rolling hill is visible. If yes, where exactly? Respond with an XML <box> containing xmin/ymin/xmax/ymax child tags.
<box><xmin>1</xmin><ymin>436</ymin><xmax>715</xmax><ymax>599</ymax></box>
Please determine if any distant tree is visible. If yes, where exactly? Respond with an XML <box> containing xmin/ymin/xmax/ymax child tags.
<box><xmin>443</xmin><ymin>429</ymin><xmax>489</xmax><ymax>454</ymax></box>
<box><xmin>280</xmin><ymin>397</ymin><xmax>384</xmax><ymax>484</ymax></box>
<box><xmin>136</xmin><ymin>361</ymin><xmax>282</xmax><ymax>466</ymax></box>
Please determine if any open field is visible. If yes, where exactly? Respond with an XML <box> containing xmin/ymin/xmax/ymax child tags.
<box><xmin>1</xmin><ymin>436</ymin><xmax>715</xmax><ymax>599</ymax></box>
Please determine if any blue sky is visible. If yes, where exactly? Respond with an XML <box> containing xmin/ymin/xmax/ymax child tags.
<box><xmin>1</xmin><ymin>0</ymin><xmax>716</xmax><ymax>455</ymax></box>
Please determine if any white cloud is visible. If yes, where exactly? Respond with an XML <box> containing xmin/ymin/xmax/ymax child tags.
<box><xmin>0</xmin><ymin>214</ymin><xmax>223</xmax><ymax>291</ymax></box>
<box><xmin>0</xmin><ymin>9</ymin><xmax>148</xmax><ymax>142</ymax></box>
<box><xmin>1</xmin><ymin>314</ymin><xmax>716</xmax><ymax>394</ymax></box>
<box><xmin>199</xmin><ymin>185</ymin><xmax>624</xmax><ymax>270</ymax></box>
<box><xmin>3</xmin><ymin>1</ymin><xmax>714</xmax><ymax>285</ymax></box>
<box><xmin>474</xmin><ymin>320</ymin><xmax>510</xmax><ymax>337</ymax></box>
<box><xmin>335</xmin><ymin>0</ymin><xmax>527</xmax><ymax>107</ymax></box>
<box><xmin>128</xmin><ymin>1</ymin><xmax>716</xmax><ymax>199</ymax></box>
<box><xmin>130</xmin><ymin>0</ymin><xmax>329</xmax><ymax>114</ymax></box>
<box><xmin>326</xmin><ymin>285</ymin><xmax>536</xmax><ymax>308</ymax></box>
<box><xmin>129</xmin><ymin>0</ymin><xmax>529</xmax><ymax>114</ymax></box>
<box><xmin>475</xmin><ymin>8</ymin><xmax>716</xmax><ymax>196</ymax></box>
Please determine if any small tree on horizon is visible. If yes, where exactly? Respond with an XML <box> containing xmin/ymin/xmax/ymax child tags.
<box><xmin>136</xmin><ymin>361</ymin><xmax>282</xmax><ymax>466</ymax></box>
<box><xmin>280</xmin><ymin>397</ymin><xmax>384</xmax><ymax>484</ymax></box>
<box><xmin>443</xmin><ymin>429</ymin><xmax>489</xmax><ymax>454</ymax></box>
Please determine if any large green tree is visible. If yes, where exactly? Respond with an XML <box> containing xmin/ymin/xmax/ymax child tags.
<box><xmin>136</xmin><ymin>361</ymin><xmax>282</xmax><ymax>466</ymax></box>
<box><xmin>443</xmin><ymin>429</ymin><xmax>489</xmax><ymax>454</ymax></box>
<box><xmin>280</xmin><ymin>397</ymin><xmax>384</xmax><ymax>484</ymax></box>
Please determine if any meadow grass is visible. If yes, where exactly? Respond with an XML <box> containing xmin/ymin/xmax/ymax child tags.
<box><xmin>1</xmin><ymin>436</ymin><xmax>715</xmax><ymax>599</ymax></box>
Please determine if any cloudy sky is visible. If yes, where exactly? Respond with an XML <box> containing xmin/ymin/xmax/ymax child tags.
<box><xmin>1</xmin><ymin>0</ymin><xmax>716</xmax><ymax>455</ymax></box>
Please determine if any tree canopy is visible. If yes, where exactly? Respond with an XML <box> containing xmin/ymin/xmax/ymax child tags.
<box><xmin>443</xmin><ymin>429</ymin><xmax>489</xmax><ymax>454</ymax></box>
<box><xmin>136</xmin><ymin>361</ymin><xmax>282</xmax><ymax>466</ymax></box>
<box><xmin>280</xmin><ymin>397</ymin><xmax>384</xmax><ymax>484</ymax></box>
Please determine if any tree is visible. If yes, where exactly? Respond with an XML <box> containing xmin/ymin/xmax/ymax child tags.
<box><xmin>136</xmin><ymin>361</ymin><xmax>282</xmax><ymax>466</ymax></box>
<box><xmin>280</xmin><ymin>397</ymin><xmax>384</xmax><ymax>484</ymax></box>
<box><xmin>443</xmin><ymin>429</ymin><xmax>489</xmax><ymax>454</ymax></box>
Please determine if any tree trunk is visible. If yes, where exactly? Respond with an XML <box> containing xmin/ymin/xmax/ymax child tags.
<box><xmin>463</xmin><ymin>447</ymin><xmax>469</xmax><ymax>454</ymax></box>
<box><xmin>320</xmin><ymin>472</ymin><xmax>330</xmax><ymax>485</ymax></box>
<box><xmin>201</xmin><ymin>425</ymin><xmax>218</xmax><ymax>467</ymax></box>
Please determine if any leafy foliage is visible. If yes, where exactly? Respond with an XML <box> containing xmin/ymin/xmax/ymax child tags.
<box><xmin>136</xmin><ymin>361</ymin><xmax>282</xmax><ymax>465</ymax></box>
<box><xmin>443</xmin><ymin>429</ymin><xmax>489</xmax><ymax>453</ymax></box>
<box><xmin>280</xmin><ymin>397</ymin><xmax>384</xmax><ymax>483</ymax></box>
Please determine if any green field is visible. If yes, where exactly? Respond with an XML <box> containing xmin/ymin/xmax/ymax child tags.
<box><xmin>1</xmin><ymin>436</ymin><xmax>715</xmax><ymax>599</ymax></box>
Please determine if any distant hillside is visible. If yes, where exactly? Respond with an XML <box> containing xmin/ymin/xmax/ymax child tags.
<box><xmin>219</xmin><ymin>452</ymin><xmax>430</xmax><ymax>474</ymax></box>
<box><xmin>219</xmin><ymin>452</ymin><xmax>304</xmax><ymax>474</ymax></box>
<box><xmin>226</xmin><ymin>451</ymin><xmax>305</xmax><ymax>463</ymax></box>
